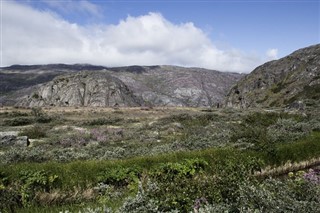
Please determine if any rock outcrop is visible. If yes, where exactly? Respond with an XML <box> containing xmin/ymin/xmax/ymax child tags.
<box><xmin>109</xmin><ymin>65</ymin><xmax>243</xmax><ymax>107</ymax></box>
<box><xmin>225</xmin><ymin>44</ymin><xmax>320</xmax><ymax>108</ymax></box>
<box><xmin>0</xmin><ymin>132</ymin><xmax>30</xmax><ymax>147</ymax></box>
<box><xmin>16</xmin><ymin>72</ymin><xmax>142</xmax><ymax>107</ymax></box>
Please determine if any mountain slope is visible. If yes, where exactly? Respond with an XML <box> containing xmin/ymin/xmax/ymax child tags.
<box><xmin>108</xmin><ymin>65</ymin><xmax>242</xmax><ymax>107</ymax></box>
<box><xmin>225</xmin><ymin>44</ymin><xmax>320</xmax><ymax>108</ymax></box>
<box><xmin>16</xmin><ymin>72</ymin><xmax>142</xmax><ymax>107</ymax></box>
<box><xmin>0</xmin><ymin>65</ymin><xmax>243</xmax><ymax>107</ymax></box>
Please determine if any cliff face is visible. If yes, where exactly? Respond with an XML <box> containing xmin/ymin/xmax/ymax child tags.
<box><xmin>225</xmin><ymin>44</ymin><xmax>320</xmax><ymax>108</ymax></box>
<box><xmin>16</xmin><ymin>72</ymin><xmax>142</xmax><ymax>107</ymax></box>
<box><xmin>1</xmin><ymin>65</ymin><xmax>243</xmax><ymax>107</ymax></box>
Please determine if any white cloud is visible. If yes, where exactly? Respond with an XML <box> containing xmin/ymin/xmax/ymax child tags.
<box><xmin>266</xmin><ymin>48</ymin><xmax>278</xmax><ymax>60</ymax></box>
<box><xmin>1</xmin><ymin>1</ymin><xmax>269</xmax><ymax>73</ymax></box>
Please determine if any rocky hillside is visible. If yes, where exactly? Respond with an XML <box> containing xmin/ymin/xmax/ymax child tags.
<box><xmin>108</xmin><ymin>65</ymin><xmax>242</xmax><ymax>107</ymax></box>
<box><xmin>0</xmin><ymin>64</ymin><xmax>105</xmax><ymax>94</ymax></box>
<box><xmin>0</xmin><ymin>65</ymin><xmax>243</xmax><ymax>107</ymax></box>
<box><xmin>225</xmin><ymin>44</ymin><xmax>320</xmax><ymax>108</ymax></box>
<box><xmin>16</xmin><ymin>72</ymin><xmax>142</xmax><ymax>107</ymax></box>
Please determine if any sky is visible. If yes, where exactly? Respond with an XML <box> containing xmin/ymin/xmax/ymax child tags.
<box><xmin>1</xmin><ymin>0</ymin><xmax>319</xmax><ymax>73</ymax></box>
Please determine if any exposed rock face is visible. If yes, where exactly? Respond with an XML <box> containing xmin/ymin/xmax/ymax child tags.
<box><xmin>16</xmin><ymin>72</ymin><xmax>142</xmax><ymax>107</ymax></box>
<box><xmin>109</xmin><ymin>65</ymin><xmax>243</xmax><ymax>107</ymax></box>
<box><xmin>1</xmin><ymin>65</ymin><xmax>243</xmax><ymax>107</ymax></box>
<box><xmin>225</xmin><ymin>44</ymin><xmax>320</xmax><ymax>108</ymax></box>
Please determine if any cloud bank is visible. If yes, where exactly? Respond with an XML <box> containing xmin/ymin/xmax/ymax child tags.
<box><xmin>2</xmin><ymin>1</ymin><xmax>272</xmax><ymax>73</ymax></box>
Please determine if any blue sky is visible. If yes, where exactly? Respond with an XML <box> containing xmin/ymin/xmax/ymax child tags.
<box><xmin>1</xmin><ymin>0</ymin><xmax>319</xmax><ymax>72</ymax></box>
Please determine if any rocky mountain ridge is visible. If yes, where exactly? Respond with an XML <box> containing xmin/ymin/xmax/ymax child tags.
<box><xmin>0</xmin><ymin>65</ymin><xmax>243</xmax><ymax>107</ymax></box>
<box><xmin>2</xmin><ymin>44</ymin><xmax>318</xmax><ymax>108</ymax></box>
<box><xmin>225</xmin><ymin>44</ymin><xmax>320</xmax><ymax>108</ymax></box>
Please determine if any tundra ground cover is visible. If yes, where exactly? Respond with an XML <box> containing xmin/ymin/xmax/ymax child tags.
<box><xmin>0</xmin><ymin>107</ymin><xmax>320</xmax><ymax>212</ymax></box>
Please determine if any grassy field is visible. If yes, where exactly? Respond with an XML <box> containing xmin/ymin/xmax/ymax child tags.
<box><xmin>1</xmin><ymin>106</ymin><xmax>320</xmax><ymax>212</ymax></box>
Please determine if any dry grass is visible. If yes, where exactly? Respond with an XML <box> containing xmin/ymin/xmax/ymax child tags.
<box><xmin>255</xmin><ymin>157</ymin><xmax>320</xmax><ymax>178</ymax></box>
<box><xmin>35</xmin><ymin>187</ymin><xmax>96</xmax><ymax>206</ymax></box>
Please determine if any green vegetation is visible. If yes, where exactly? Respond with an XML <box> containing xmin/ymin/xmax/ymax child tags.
<box><xmin>4</xmin><ymin>117</ymin><xmax>34</xmax><ymax>126</ymax></box>
<box><xmin>84</xmin><ymin>117</ymin><xmax>124</xmax><ymax>126</ymax></box>
<box><xmin>0</xmin><ymin>107</ymin><xmax>320</xmax><ymax>212</ymax></box>
<box><xmin>286</xmin><ymin>84</ymin><xmax>320</xmax><ymax>106</ymax></box>
<box><xmin>18</xmin><ymin>125</ymin><xmax>47</xmax><ymax>139</ymax></box>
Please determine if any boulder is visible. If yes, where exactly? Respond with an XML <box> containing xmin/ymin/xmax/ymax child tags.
<box><xmin>0</xmin><ymin>132</ymin><xmax>30</xmax><ymax>147</ymax></box>
<box><xmin>287</xmin><ymin>101</ymin><xmax>306</xmax><ymax>111</ymax></box>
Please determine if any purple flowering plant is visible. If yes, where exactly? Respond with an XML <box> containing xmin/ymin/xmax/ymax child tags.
<box><xmin>303</xmin><ymin>169</ymin><xmax>320</xmax><ymax>184</ymax></box>
<box><xmin>90</xmin><ymin>128</ymin><xmax>108</xmax><ymax>142</ymax></box>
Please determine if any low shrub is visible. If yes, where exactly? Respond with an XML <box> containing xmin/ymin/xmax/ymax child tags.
<box><xmin>267</xmin><ymin>118</ymin><xmax>311</xmax><ymax>143</ymax></box>
<box><xmin>35</xmin><ymin>115</ymin><xmax>52</xmax><ymax>123</ymax></box>
<box><xmin>151</xmin><ymin>158</ymin><xmax>208</xmax><ymax>181</ymax></box>
<box><xmin>0</xmin><ymin>188</ymin><xmax>21</xmax><ymax>212</ymax></box>
<box><xmin>19</xmin><ymin>125</ymin><xmax>47</xmax><ymax>139</ymax></box>
<box><xmin>146</xmin><ymin>159</ymin><xmax>212</xmax><ymax>212</ymax></box>
<box><xmin>159</xmin><ymin>113</ymin><xmax>193</xmax><ymax>124</ymax></box>
<box><xmin>4</xmin><ymin>117</ymin><xmax>34</xmax><ymax>126</ymax></box>
<box><xmin>236</xmin><ymin>178</ymin><xmax>320</xmax><ymax>212</ymax></box>
<box><xmin>31</xmin><ymin>107</ymin><xmax>44</xmax><ymax>117</ymax></box>
<box><xmin>8</xmin><ymin>111</ymin><xmax>29</xmax><ymax>117</ymax></box>
<box><xmin>118</xmin><ymin>181</ymin><xmax>159</xmax><ymax>213</ymax></box>
<box><xmin>98</xmin><ymin>166</ymin><xmax>142</xmax><ymax>188</ymax></box>
<box><xmin>1</xmin><ymin>147</ymin><xmax>50</xmax><ymax>164</ymax></box>
<box><xmin>84</xmin><ymin>117</ymin><xmax>123</xmax><ymax>126</ymax></box>
<box><xmin>56</xmin><ymin>132</ymin><xmax>91</xmax><ymax>147</ymax></box>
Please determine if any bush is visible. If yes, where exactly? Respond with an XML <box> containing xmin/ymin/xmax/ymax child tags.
<box><xmin>151</xmin><ymin>158</ymin><xmax>208</xmax><ymax>181</ymax></box>
<box><xmin>19</xmin><ymin>125</ymin><xmax>47</xmax><ymax>139</ymax></box>
<box><xmin>56</xmin><ymin>132</ymin><xmax>91</xmax><ymax>147</ymax></box>
<box><xmin>0</xmin><ymin>188</ymin><xmax>21</xmax><ymax>212</ymax></box>
<box><xmin>35</xmin><ymin>115</ymin><xmax>52</xmax><ymax>123</ymax></box>
<box><xmin>84</xmin><ymin>117</ymin><xmax>123</xmax><ymax>126</ymax></box>
<box><xmin>8</xmin><ymin>111</ymin><xmax>29</xmax><ymax>117</ymax></box>
<box><xmin>230</xmin><ymin>112</ymin><xmax>308</xmax><ymax>154</ymax></box>
<box><xmin>236</xmin><ymin>178</ymin><xmax>320</xmax><ymax>212</ymax></box>
<box><xmin>4</xmin><ymin>117</ymin><xmax>34</xmax><ymax>126</ymax></box>
<box><xmin>98</xmin><ymin>166</ymin><xmax>142</xmax><ymax>188</ymax></box>
<box><xmin>1</xmin><ymin>147</ymin><xmax>50</xmax><ymax>164</ymax></box>
<box><xmin>30</xmin><ymin>107</ymin><xmax>53</xmax><ymax>123</ymax></box>
<box><xmin>159</xmin><ymin>113</ymin><xmax>193</xmax><ymax>124</ymax></box>
<box><xmin>267</xmin><ymin>118</ymin><xmax>311</xmax><ymax>143</ymax></box>
<box><xmin>31</xmin><ymin>107</ymin><xmax>44</xmax><ymax>117</ymax></box>
<box><xmin>146</xmin><ymin>159</ymin><xmax>210</xmax><ymax>212</ymax></box>
<box><xmin>118</xmin><ymin>181</ymin><xmax>159</xmax><ymax>213</ymax></box>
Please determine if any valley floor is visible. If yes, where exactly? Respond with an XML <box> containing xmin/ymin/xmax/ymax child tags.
<box><xmin>0</xmin><ymin>106</ymin><xmax>320</xmax><ymax>212</ymax></box>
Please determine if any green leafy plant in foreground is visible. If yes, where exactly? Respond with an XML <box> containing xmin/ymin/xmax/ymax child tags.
<box><xmin>98</xmin><ymin>166</ymin><xmax>142</xmax><ymax>188</ymax></box>
<box><xmin>145</xmin><ymin>158</ymin><xmax>210</xmax><ymax>212</ymax></box>
<box><xmin>18</xmin><ymin>170</ymin><xmax>59</xmax><ymax>207</ymax></box>
<box><xmin>151</xmin><ymin>158</ymin><xmax>208</xmax><ymax>181</ymax></box>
